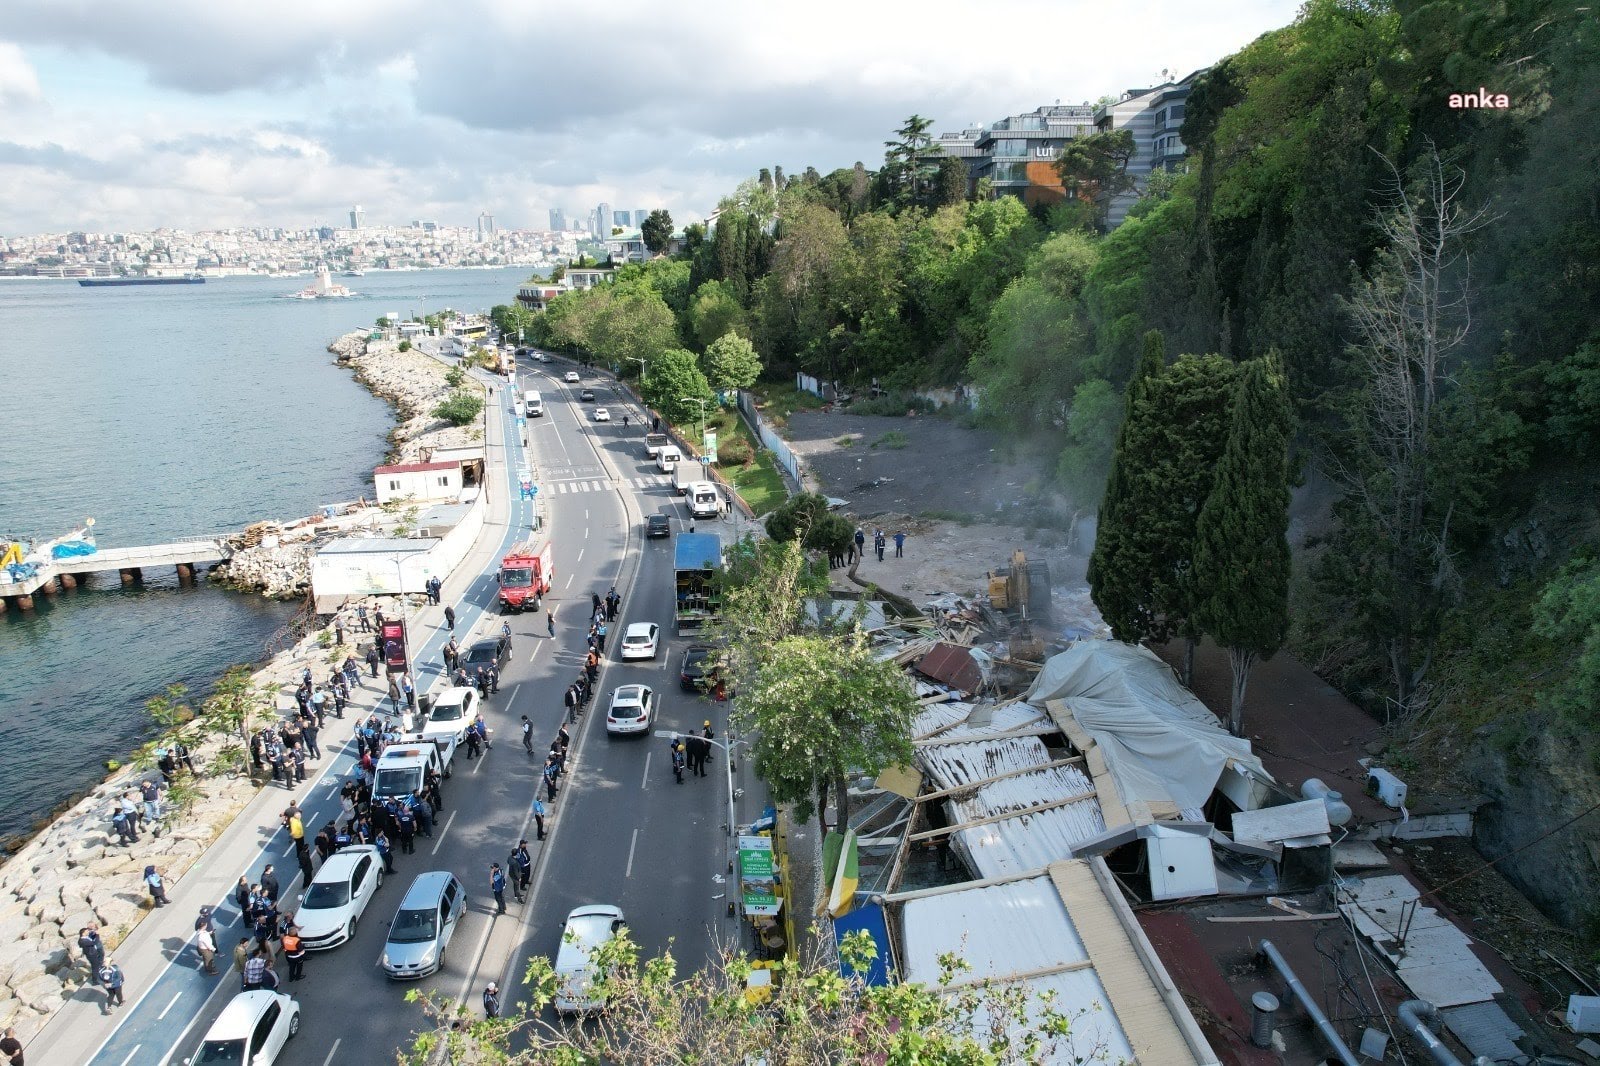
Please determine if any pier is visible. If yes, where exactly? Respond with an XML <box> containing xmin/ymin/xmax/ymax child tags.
<box><xmin>1</xmin><ymin>527</ymin><xmax>233</xmax><ymax>611</ymax></box>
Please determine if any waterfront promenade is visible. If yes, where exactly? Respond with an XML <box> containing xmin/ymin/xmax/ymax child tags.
<box><xmin>14</xmin><ymin>354</ymin><xmax>531</xmax><ymax>1062</ymax></box>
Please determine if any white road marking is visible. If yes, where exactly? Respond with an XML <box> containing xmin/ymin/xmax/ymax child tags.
<box><xmin>119</xmin><ymin>1047</ymin><xmax>142</xmax><ymax>1066</ymax></box>
<box><xmin>641</xmin><ymin>751</ymin><xmax>651</xmax><ymax>790</ymax></box>
<box><xmin>322</xmin><ymin>1039</ymin><xmax>343</xmax><ymax>1066</ymax></box>
<box><xmin>564</xmin><ymin>573</ymin><xmax>574</xmax><ymax>589</ymax></box>
<box><xmin>157</xmin><ymin>990</ymin><xmax>182</xmax><ymax>1020</ymax></box>
<box><xmin>577</xmin><ymin>548</ymin><xmax>584</xmax><ymax>562</ymax></box>
<box><xmin>430</xmin><ymin>811</ymin><xmax>457</xmax><ymax>855</ymax></box>
<box><xmin>625</xmin><ymin>828</ymin><xmax>639</xmax><ymax>878</ymax></box>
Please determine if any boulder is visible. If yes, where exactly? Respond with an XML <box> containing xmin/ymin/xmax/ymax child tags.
<box><xmin>10</xmin><ymin>973</ymin><xmax>65</xmax><ymax>1014</ymax></box>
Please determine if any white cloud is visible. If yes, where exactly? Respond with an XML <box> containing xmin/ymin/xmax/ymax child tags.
<box><xmin>0</xmin><ymin>1</ymin><xmax>1304</xmax><ymax>232</ymax></box>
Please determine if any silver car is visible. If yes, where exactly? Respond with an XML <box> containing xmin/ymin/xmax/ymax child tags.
<box><xmin>380</xmin><ymin>871</ymin><xmax>465</xmax><ymax>980</ymax></box>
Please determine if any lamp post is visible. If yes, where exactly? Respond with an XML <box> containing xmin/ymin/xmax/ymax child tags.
<box><xmin>656</xmin><ymin>729</ymin><xmax>749</xmax><ymax>882</ymax></box>
<box><xmin>679</xmin><ymin>395</ymin><xmax>707</xmax><ymax>446</ymax></box>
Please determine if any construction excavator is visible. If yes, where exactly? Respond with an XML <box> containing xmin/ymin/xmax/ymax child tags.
<box><xmin>987</xmin><ymin>549</ymin><xmax>1052</xmax><ymax>662</ymax></box>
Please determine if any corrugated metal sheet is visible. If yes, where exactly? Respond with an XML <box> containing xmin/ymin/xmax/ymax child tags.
<box><xmin>914</xmin><ymin>700</ymin><xmax>974</xmax><ymax>738</ymax></box>
<box><xmin>1339</xmin><ymin>875</ymin><xmax>1503</xmax><ymax>1008</ymax></box>
<box><xmin>915</xmin><ymin>642</ymin><xmax>984</xmax><ymax>694</ymax></box>
<box><xmin>1442</xmin><ymin>1000</ymin><xmax>1525</xmax><ymax>1063</ymax></box>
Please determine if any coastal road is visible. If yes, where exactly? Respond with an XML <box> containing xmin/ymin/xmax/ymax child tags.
<box><xmin>78</xmin><ymin>354</ymin><xmax>739</xmax><ymax>1065</ymax></box>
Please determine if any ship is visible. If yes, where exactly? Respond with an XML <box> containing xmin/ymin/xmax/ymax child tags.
<box><xmin>79</xmin><ymin>274</ymin><xmax>205</xmax><ymax>287</ymax></box>
<box><xmin>285</xmin><ymin>264</ymin><xmax>354</xmax><ymax>299</ymax></box>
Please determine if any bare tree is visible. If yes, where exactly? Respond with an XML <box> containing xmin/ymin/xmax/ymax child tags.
<box><xmin>1327</xmin><ymin>146</ymin><xmax>1493</xmax><ymax>712</ymax></box>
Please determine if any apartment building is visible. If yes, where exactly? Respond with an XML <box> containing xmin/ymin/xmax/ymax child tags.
<box><xmin>1093</xmin><ymin>69</ymin><xmax>1204</xmax><ymax>228</ymax></box>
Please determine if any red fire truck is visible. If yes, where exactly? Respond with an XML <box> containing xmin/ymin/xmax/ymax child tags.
<box><xmin>497</xmin><ymin>539</ymin><xmax>553</xmax><ymax>613</ymax></box>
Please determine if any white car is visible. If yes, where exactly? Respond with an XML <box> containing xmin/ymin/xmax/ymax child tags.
<box><xmin>295</xmin><ymin>844</ymin><xmax>384</xmax><ymax>951</ymax></box>
<box><xmin>424</xmin><ymin>685</ymin><xmax>479</xmax><ymax>744</ymax></box>
<box><xmin>619</xmin><ymin>622</ymin><xmax>659</xmax><ymax>661</ymax></box>
<box><xmin>538</xmin><ymin>352</ymin><xmax>552</xmax><ymax>363</ymax></box>
<box><xmin>563</xmin><ymin>370</ymin><xmax>580</xmax><ymax>383</ymax></box>
<box><xmin>606</xmin><ymin>685</ymin><xmax>656</xmax><ymax>736</ymax></box>
<box><xmin>553</xmin><ymin>904</ymin><xmax>627</xmax><ymax>1015</ymax></box>
<box><xmin>594</xmin><ymin>407</ymin><xmax>611</xmax><ymax>422</ymax></box>
<box><xmin>187</xmin><ymin>990</ymin><xmax>300</xmax><ymax>1065</ymax></box>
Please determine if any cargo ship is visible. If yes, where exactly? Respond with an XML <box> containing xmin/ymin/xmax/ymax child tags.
<box><xmin>78</xmin><ymin>275</ymin><xmax>206</xmax><ymax>287</ymax></box>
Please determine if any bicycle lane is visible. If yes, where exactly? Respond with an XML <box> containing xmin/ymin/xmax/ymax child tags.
<box><xmin>64</xmin><ymin>384</ymin><xmax>538</xmax><ymax>1066</ymax></box>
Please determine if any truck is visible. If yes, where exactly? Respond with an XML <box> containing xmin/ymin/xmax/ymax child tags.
<box><xmin>643</xmin><ymin>432</ymin><xmax>669</xmax><ymax>459</ymax></box>
<box><xmin>373</xmin><ymin>743</ymin><xmax>451</xmax><ymax>801</ymax></box>
<box><xmin>497</xmin><ymin>539</ymin><xmax>553</xmax><ymax>613</ymax></box>
<box><xmin>673</xmin><ymin>532</ymin><xmax>723</xmax><ymax>633</ymax></box>
<box><xmin>672</xmin><ymin>460</ymin><xmax>697</xmax><ymax>495</ymax></box>
<box><xmin>688</xmin><ymin>481</ymin><xmax>723</xmax><ymax>520</ymax></box>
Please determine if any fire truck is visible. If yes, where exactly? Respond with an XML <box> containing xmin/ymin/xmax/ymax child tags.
<box><xmin>497</xmin><ymin>539</ymin><xmax>553</xmax><ymax>613</ymax></box>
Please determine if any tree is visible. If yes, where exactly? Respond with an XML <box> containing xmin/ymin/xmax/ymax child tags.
<box><xmin>1055</xmin><ymin>377</ymin><xmax>1123</xmax><ymax>509</ymax></box>
<box><xmin>1319</xmin><ymin>149</ymin><xmax>1491</xmax><ymax>712</ymax></box>
<box><xmin>688</xmin><ymin>280</ymin><xmax>748</xmax><ymax>350</ymax></box>
<box><xmin>640</xmin><ymin>347</ymin><xmax>713</xmax><ymax>425</ymax></box>
<box><xmin>401</xmin><ymin>928</ymin><xmax>1100</xmax><ymax>1066</ymax></box>
<box><xmin>701</xmin><ymin>331</ymin><xmax>762</xmax><ymax>392</ymax></box>
<box><xmin>736</xmin><ymin>629</ymin><xmax>919</xmax><ymax>828</ymax></box>
<box><xmin>1054</xmin><ymin>129</ymin><xmax>1136</xmax><ymax>225</ymax></box>
<box><xmin>878</xmin><ymin>113</ymin><xmax>940</xmax><ymax>212</ymax></box>
<box><xmin>433</xmin><ymin>389</ymin><xmax>484</xmax><ymax>427</ymax></box>
<box><xmin>1532</xmin><ymin>557</ymin><xmax>1600</xmax><ymax>723</ymax></box>
<box><xmin>202</xmin><ymin>666</ymin><xmax>272</xmax><ymax>777</ymax></box>
<box><xmin>641</xmin><ymin>209</ymin><xmax>674</xmax><ymax>254</ymax></box>
<box><xmin>592</xmin><ymin>289</ymin><xmax>679</xmax><ymax>371</ymax></box>
<box><xmin>764</xmin><ymin>492</ymin><xmax>830</xmax><ymax>545</ymax></box>
<box><xmin>1191</xmin><ymin>352</ymin><xmax>1293</xmax><ymax>734</ymax></box>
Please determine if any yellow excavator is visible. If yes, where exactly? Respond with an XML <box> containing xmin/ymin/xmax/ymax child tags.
<box><xmin>988</xmin><ymin>549</ymin><xmax>1052</xmax><ymax>661</ymax></box>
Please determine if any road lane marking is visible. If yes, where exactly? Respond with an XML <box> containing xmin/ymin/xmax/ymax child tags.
<box><xmin>564</xmin><ymin>573</ymin><xmax>574</xmax><ymax>588</ymax></box>
<box><xmin>577</xmin><ymin>548</ymin><xmax>584</xmax><ymax>562</ymax></box>
<box><xmin>642</xmin><ymin>751</ymin><xmax>652</xmax><ymax>790</ymax></box>
<box><xmin>156</xmin><ymin>990</ymin><xmax>182</xmax><ymax>1020</ymax></box>
<box><xmin>119</xmin><ymin>1046</ymin><xmax>141</xmax><ymax>1066</ymax></box>
<box><xmin>431</xmin><ymin>811</ymin><xmax>458</xmax><ymax>855</ymax></box>
<box><xmin>322</xmin><ymin>1039</ymin><xmax>343</xmax><ymax>1066</ymax></box>
<box><xmin>626</xmin><ymin>828</ymin><xmax>639</xmax><ymax>878</ymax></box>
<box><xmin>508</xmin><ymin>683</ymin><xmax>521</xmax><ymax>705</ymax></box>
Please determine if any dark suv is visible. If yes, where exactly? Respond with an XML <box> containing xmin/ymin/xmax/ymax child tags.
<box><xmin>679</xmin><ymin>646</ymin><xmax>719</xmax><ymax>692</ymax></box>
<box><xmin>463</xmin><ymin>635</ymin><xmax>509</xmax><ymax>668</ymax></box>
<box><xmin>646</xmin><ymin>514</ymin><xmax>671</xmax><ymax>539</ymax></box>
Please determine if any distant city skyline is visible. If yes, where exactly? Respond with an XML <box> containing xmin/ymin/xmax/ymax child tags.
<box><xmin>0</xmin><ymin>2</ymin><xmax>1302</xmax><ymax>232</ymax></box>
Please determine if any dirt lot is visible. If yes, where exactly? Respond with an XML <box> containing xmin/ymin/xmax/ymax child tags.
<box><xmin>783</xmin><ymin>410</ymin><xmax>1105</xmax><ymax>636</ymax></box>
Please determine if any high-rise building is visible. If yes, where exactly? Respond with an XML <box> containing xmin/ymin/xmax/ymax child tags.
<box><xmin>477</xmin><ymin>212</ymin><xmax>495</xmax><ymax>239</ymax></box>
<box><xmin>596</xmin><ymin>203</ymin><xmax>613</xmax><ymax>237</ymax></box>
<box><xmin>1092</xmin><ymin>70</ymin><xmax>1204</xmax><ymax>228</ymax></box>
<box><xmin>614</xmin><ymin>211</ymin><xmax>632</xmax><ymax>228</ymax></box>
<box><xmin>586</xmin><ymin>209</ymin><xmax>598</xmax><ymax>236</ymax></box>
<box><xmin>635</xmin><ymin>209</ymin><xmax>649</xmax><ymax>229</ymax></box>
<box><xmin>549</xmin><ymin>208</ymin><xmax>566</xmax><ymax>232</ymax></box>
<box><xmin>349</xmin><ymin>205</ymin><xmax>365</xmax><ymax>229</ymax></box>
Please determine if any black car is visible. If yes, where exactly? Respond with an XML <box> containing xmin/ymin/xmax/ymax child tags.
<box><xmin>646</xmin><ymin>514</ymin><xmax>671</xmax><ymax>538</ymax></box>
<box><xmin>680</xmin><ymin>646</ymin><xmax>719</xmax><ymax>692</ymax></box>
<box><xmin>463</xmin><ymin>635</ymin><xmax>510</xmax><ymax>668</ymax></box>
<box><xmin>579</xmin><ymin>388</ymin><xmax>596</xmax><ymax>401</ymax></box>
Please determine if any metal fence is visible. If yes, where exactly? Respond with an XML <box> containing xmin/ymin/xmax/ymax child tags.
<box><xmin>737</xmin><ymin>390</ymin><xmax>803</xmax><ymax>487</ymax></box>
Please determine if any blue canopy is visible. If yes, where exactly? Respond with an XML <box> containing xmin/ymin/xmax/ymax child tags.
<box><xmin>673</xmin><ymin>533</ymin><xmax>721</xmax><ymax>571</ymax></box>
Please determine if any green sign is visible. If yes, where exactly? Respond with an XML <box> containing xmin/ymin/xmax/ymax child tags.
<box><xmin>738</xmin><ymin>835</ymin><xmax>773</xmax><ymax>880</ymax></box>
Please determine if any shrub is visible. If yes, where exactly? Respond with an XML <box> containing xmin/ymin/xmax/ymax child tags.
<box><xmin>434</xmin><ymin>389</ymin><xmax>484</xmax><ymax>427</ymax></box>
<box><xmin>847</xmin><ymin>391</ymin><xmax>937</xmax><ymax>417</ymax></box>
<box><xmin>398</xmin><ymin>340</ymin><xmax>412</xmax><ymax>352</ymax></box>
<box><xmin>872</xmin><ymin>431</ymin><xmax>909</xmax><ymax>449</ymax></box>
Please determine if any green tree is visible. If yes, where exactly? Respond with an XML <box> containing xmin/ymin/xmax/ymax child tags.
<box><xmin>1054</xmin><ymin>129</ymin><xmax>1136</xmax><ymax>226</ymax></box>
<box><xmin>700</xmin><ymin>331</ymin><xmax>762</xmax><ymax>392</ymax></box>
<box><xmin>593</xmin><ymin>289</ymin><xmax>679</xmax><ymax>371</ymax></box>
<box><xmin>878</xmin><ymin>114</ymin><xmax>940</xmax><ymax>212</ymax></box>
<box><xmin>736</xmin><ymin>629</ymin><xmax>919</xmax><ymax>828</ymax></box>
<box><xmin>202</xmin><ymin>666</ymin><xmax>272</xmax><ymax>777</ymax></box>
<box><xmin>1532</xmin><ymin>558</ymin><xmax>1600</xmax><ymax>723</ymax></box>
<box><xmin>687</xmin><ymin>280</ymin><xmax>748</xmax><ymax>350</ymax></box>
<box><xmin>1055</xmin><ymin>377</ymin><xmax>1123</xmax><ymax>509</ymax></box>
<box><xmin>1192</xmin><ymin>352</ymin><xmax>1293</xmax><ymax>734</ymax></box>
<box><xmin>641</xmin><ymin>347</ymin><xmax>713</xmax><ymax>424</ymax></box>
<box><xmin>764</xmin><ymin>492</ymin><xmax>830</xmax><ymax>545</ymax></box>
<box><xmin>433</xmin><ymin>389</ymin><xmax>484</xmax><ymax>427</ymax></box>
<box><xmin>641</xmin><ymin>208</ymin><xmax>674</xmax><ymax>255</ymax></box>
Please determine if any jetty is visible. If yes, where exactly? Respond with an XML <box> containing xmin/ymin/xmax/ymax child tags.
<box><xmin>0</xmin><ymin>525</ymin><xmax>233</xmax><ymax>611</ymax></box>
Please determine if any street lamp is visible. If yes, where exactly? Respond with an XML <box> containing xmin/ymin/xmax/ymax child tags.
<box><xmin>656</xmin><ymin>729</ymin><xmax>749</xmax><ymax>881</ymax></box>
<box><xmin>679</xmin><ymin>396</ymin><xmax>707</xmax><ymax>445</ymax></box>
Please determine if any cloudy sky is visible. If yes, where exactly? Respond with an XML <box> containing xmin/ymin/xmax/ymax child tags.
<box><xmin>0</xmin><ymin>0</ymin><xmax>1302</xmax><ymax>235</ymax></box>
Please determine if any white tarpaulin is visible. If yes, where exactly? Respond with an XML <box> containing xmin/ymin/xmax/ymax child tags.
<box><xmin>1026</xmin><ymin>641</ymin><xmax>1266</xmax><ymax>814</ymax></box>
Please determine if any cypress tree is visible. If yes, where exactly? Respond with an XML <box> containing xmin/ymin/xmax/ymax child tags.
<box><xmin>1192</xmin><ymin>352</ymin><xmax>1293</xmax><ymax>735</ymax></box>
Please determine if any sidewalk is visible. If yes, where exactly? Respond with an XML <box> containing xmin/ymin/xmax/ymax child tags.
<box><xmin>23</xmin><ymin>363</ymin><xmax>533</xmax><ymax>1064</ymax></box>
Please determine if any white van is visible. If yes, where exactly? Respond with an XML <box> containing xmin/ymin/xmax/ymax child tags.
<box><xmin>689</xmin><ymin>482</ymin><xmax>722</xmax><ymax>519</ymax></box>
<box><xmin>523</xmin><ymin>390</ymin><xmax>544</xmax><ymax>417</ymax></box>
<box><xmin>553</xmin><ymin>904</ymin><xmax>627</xmax><ymax>1014</ymax></box>
<box><xmin>656</xmin><ymin>445</ymin><xmax>682</xmax><ymax>474</ymax></box>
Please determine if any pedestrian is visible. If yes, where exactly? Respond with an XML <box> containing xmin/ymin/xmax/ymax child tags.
<box><xmin>282</xmin><ymin>926</ymin><xmax>306</xmax><ymax>982</ymax></box>
<box><xmin>548</xmin><ymin>741</ymin><xmax>565</xmax><ymax>776</ymax></box>
<box><xmin>296</xmin><ymin>843</ymin><xmax>314</xmax><ymax>885</ymax></box>
<box><xmin>563</xmin><ymin>685</ymin><xmax>578</xmax><ymax>724</ymax></box>
<box><xmin>302</xmin><ymin>719</ymin><xmax>321</xmax><ymax>760</ymax></box>
<box><xmin>483</xmin><ymin>982</ymin><xmax>501</xmax><ymax>1019</ymax></box>
<box><xmin>510</xmin><ymin>840</ymin><xmax>532</xmax><ymax>899</ymax></box>
<box><xmin>403</xmin><ymin>672</ymin><xmax>416</xmax><ymax>711</ymax></box>
<box><xmin>487</xmin><ymin>661</ymin><xmax>500</xmax><ymax>694</ymax></box>
<box><xmin>334</xmin><ymin>619</ymin><xmax>345</xmax><ymax>646</ymax></box>
<box><xmin>543</xmin><ymin>760</ymin><xmax>559</xmax><ymax>802</ymax></box>
<box><xmin>591</xmin><ymin>591</ymin><xmax>602</xmax><ymax>616</ymax></box>
<box><xmin>396</xmin><ymin>804</ymin><xmax>416</xmax><ymax>854</ymax></box>
<box><xmin>157</xmin><ymin>748</ymin><xmax>178</xmax><ymax>785</ymax></box>
<box><xmin>141</xmin><ymin>778</ymin><xmax>164</xmax><ymax>825</ymax></box>
<box><xmin>444</xmin><ymin>605</ymin><xmax>456</xmax><ymax>631</ymax></box>
<box><xmin>232</xmin><ymin>936</ymin><xmax>251</xmax><ymax>976</ymax></box>
<box><xmin>531</xmin><ymin>798</ymin><xmax>547</xmax><ymax>840</ymax></box>
<box><xmin>555</xmin><ymin>722</ymin><xmax>571</xmax><ymax>755</ymax></box>
<box><xmin>260</xmin><ymin>864</ymin><xmax>281</xmax><ymax>906</ymax></box>
<box><xmin>875</xmin><ymin>529</ymin><xmax>886</xmax><ymax>562</ymax></box>
<box><xmin>110</xmin><ymin>806</ymin><xmax>137</xmax><ymax>845</ymax></box>
<box><xmin>690</xmin><ymin>734</ymin><xmax>711</xmax><ymax>777</ymax></box>
<box><xmin>489</xmin><ymin>863</ymin><xmax>507</xmax><ymax>914</ymax></box>
<box><xmin>375</xmin><ymin>829</ymin><xmax>395</xmax><ymax>874</ymax></box>
<box><xmin>144</xmin><ymin>865</ymin><xmax>170</xmax><ymax>907</ymax></box>
<box><xmin>357</xmin><ymin>604</ymin><xmax>370</xmax><ymax>632</ymax></box>
<box><xmin>367</xmin><ymin>645</ymin><xmax>380</xmax><ymax>678</ymax></box>
<box><xmin>443</xmin><ymin>638</ymin><xmax>459</xmax><ymax>672</ymax></box>
<box><xmin>893</xmin><ymin>529</ymin><xmax>906</xmax><ymax>557</ymax></box>
<box><xmin>195</xmin><ymin>923</ymin><xmax>219</xmax><ymax>975</ymax></box>
<box><xmin>521</xmin><ymin>715</ymin><xmax>534</xmax><ymax>754</ymax></box>
<box><xmin>1</xmin><ymin>1026</ymin><xmax>22</xmax><ymax>1066</ymax></box>
<box><xmin>854</xmin><ymin>526</ymin><xmax>865</xmax><ymax>558</ymax></box>
<box><xmin>464</xmin><ymin>721</ymin><xmax>482</xmax><ymax>759</ymax></box>
<box><xmin>671</xmin><ymin>741</ymin><xmax>686</xmax><ymax>784</ymax></box>
<box><xmin>387</xmin><ymin>676</ymin><xmax>401</xmax><ymax>713</ymax></box>
<box><xmin>241</xmin><ymin>949</ymin><xmax>269</xmax><ymax>992</ymax></box>
<box><xmin>291</xmin><ymin>745</ymin><xmax>307</xmax><ymax>783</ymax></box>
<box><xmin>595</xmin><ymin>621</ymin><xmax>608</xmax><ymax>654</ymax></box>
<box><xmin>99</xmin><ymin>960</ymin><xmax>125</xmax><ymax>1011</ymax></box>
<box><xmin>374</xmin><ymin>607</ymin><xmax>385</xmax><ymax>631</ymax></box>
<box><xmin>546</xmin><ymin>608</ymin><xmax>555</xmax><ymax>638</ymax></box>
<box><xmin>476</xmin><ymin>666</ymin><xmax>490</xmax><ymax>698</ymax></box>
<box><xmin>78</xmin><ymin>924</ymin><xmax>106</xmax><ymax>984</ymax></box>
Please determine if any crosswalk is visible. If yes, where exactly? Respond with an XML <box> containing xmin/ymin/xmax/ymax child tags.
<box><xmin>543</xmin><ymin>475</ymin><xmax>675</xmax><ymax>494</ymax></box>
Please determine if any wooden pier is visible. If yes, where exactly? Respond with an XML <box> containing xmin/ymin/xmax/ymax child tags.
<box><xmin>1</xmin><ymin>528</ymin><xmax>233</xmax><ymax>611</ymax></box>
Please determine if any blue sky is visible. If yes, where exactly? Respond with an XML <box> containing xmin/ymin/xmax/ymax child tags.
<box><xmin>0</xmin><ymin>0</ymin><xmax>1304</xmax><ymax>234</ymax></box>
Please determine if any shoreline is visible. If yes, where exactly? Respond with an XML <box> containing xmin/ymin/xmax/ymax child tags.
<box><xmin>0</xmin><ymin>329</ymin><xmax>484</xmax><ymax>1041</ymax></box>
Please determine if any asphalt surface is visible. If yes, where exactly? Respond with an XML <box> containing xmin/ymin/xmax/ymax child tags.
<box><xmin>75</xmin><ymin>353</ymin><xmax>744</xmax><ymax>1065</ymax></box>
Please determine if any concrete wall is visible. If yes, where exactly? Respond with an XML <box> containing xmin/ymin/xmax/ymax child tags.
<box><xmin>375</xmin><ymin>465</ymin><xmax>462</xmax><ymax>505</ymax></box>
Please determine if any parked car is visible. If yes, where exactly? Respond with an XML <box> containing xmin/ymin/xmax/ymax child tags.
<box><xmin>579</xmin><ymin>388</ymin><xmax>596</xmax><ymax>401</ymax></box>
<box><xmin>564</xmin><ymin>370</ymin><xmax>580</xmax><ymax>382</ymax></box>
<box><xmin>423</xmin><ymin>685</ymin><xmax>479</xmax><ymax>744</ymax></box>
<box><xmin>680</xmin><ymin>646</ymin><xmax>719</xmax><ymax>692</ymax></box>
<box><xmin>606</xmin><ymin>685</ymin><xmax>655</xmax><ymax>736</ymax></box>
<box><xmin>619</xmin><ymin>622</ymin><xmax>660</xmax><ymax>661</ymax></box>
<box><xmin>553</xmin><ymin>905</ymin><xmax>627</xmax><ymax>1015</ymax></box>
<box><xmin>186</xmin><ymin>990</ymin><xmax>300</xmax><ymax>1065</ymax></box>
<box><xmin>296</xmin><ymin>844</ymin><xmax>383</xmax><ymax>950</ymax></box>
<box><xmin>463</xmin><ymin>635</ymin><xmax>509</xmax><ymax>668</ymax></box>
<box><xmin>381</xmin><ymin>871</ymin><xmax>466</xmax><ymax>980</ymax></box>
<box><xmin>594</xmin><ymin>407</ymin><xmax>611</xmax><ymax>422</ymax></box>
<box><xmin>646</xmin><ymin>514</ymin><xmax>672</xmax><ymax>539</ymax></box>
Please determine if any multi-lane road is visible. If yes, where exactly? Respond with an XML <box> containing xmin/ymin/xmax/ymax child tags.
<box><xmin>80</xmin><ymin>354</ymin><xmax>745</xmax><ymax>1065</ymax></box>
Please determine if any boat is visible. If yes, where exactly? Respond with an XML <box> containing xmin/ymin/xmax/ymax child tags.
<box><xmin>79</xmin><ymin>275</ymin><xmax>205</xmax><ymax>287</ymax></box>
<box><xmin>284</xmin><ymin>264</ymin><xmax>354</xmax><ymax>299</ymax></box>
<box><xmin>342</xmin><ymin>269</ymin><xmax>365</xmax><ymax>277</ymax></box>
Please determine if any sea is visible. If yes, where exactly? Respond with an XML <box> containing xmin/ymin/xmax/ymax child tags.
<box><xmin>0</xmin><ymin>267</ymin><xmax>528</xmax><ymax>846</ymax></box>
